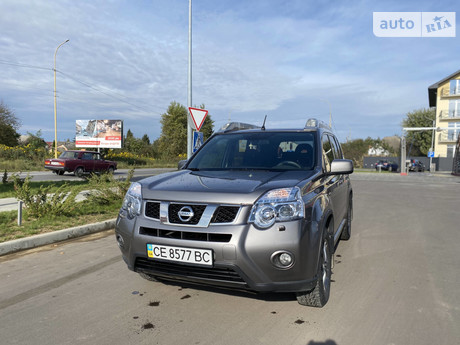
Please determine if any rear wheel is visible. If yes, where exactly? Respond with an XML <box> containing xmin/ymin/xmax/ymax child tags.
<box><xmin>296</xmin><ymin>230</ymin><xmax>332</xmax><ymax>307</ymax></box>
<box><xmin>75</xmin><ymin>167</ymin><xmax>84</xmax><ymax>178</ymax></box>
<box><xmin>108</xmin><ymin>166</ymin><xmax>114</xmax><ymax>174</ymax></box>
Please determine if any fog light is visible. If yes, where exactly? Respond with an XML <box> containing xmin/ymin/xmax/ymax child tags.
<box><xmin>279</xmin><ymin>252</ymin><xmax>292</xmax><ymax>266</ymax></box>
<box><xmin>116</xmin><ymin>234</ymin><xmax>125</xmax><ymax>249</ymax></box>
<box><xmin>271</xmin><ymin>251</ymin><xmax>295</xmax><ymax>269</ymax></box>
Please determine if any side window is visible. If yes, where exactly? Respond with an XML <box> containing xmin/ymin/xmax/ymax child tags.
<box><xmin>82</xmin><ymin>153</ymin><xmax>93</xmax><ymax>160</ymax></box>
<box><xmin>328</xmin><ymin>134</ymin><xmax>343</xmax><ymax>160</ymax></box>
<box><xmin>322</xmin><ymin>135</ymin><xmax>333</xmax><ymax>172</ymax></box>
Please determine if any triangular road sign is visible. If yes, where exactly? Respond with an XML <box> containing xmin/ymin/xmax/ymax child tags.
<box><xmin>188</xmin><ymin>107</ymin><xmax>208</xmax><ymax>131</ymax></box>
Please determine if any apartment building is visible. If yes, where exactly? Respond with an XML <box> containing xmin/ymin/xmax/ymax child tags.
<box><xmin>428</xmin><ymin>70</ymin><xmax>460</xmax><ymax>158</ymax></box>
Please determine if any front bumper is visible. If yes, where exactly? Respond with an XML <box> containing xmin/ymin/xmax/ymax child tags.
<box><xmin>115</xmin><ymin>206</ymin><xmax>322</xmax><ymax>293</ymax></box>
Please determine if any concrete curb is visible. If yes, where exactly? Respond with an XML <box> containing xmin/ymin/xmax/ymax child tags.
<box><xmin>0</xmin><ymin>218</ymin><xmax>117</xmax><ymax>256</ymax></box>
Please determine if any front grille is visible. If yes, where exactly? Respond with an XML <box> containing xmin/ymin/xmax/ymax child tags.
<box><xmin>135</xmin><ymin>257</ymin><xmax>248</xmax><ymax>287</ymax></box>
<box><xmin>145</xmin><ymin>202</ymin><xmax>160</xmax><ymax>219</ymax></box>
<box><xmin>139</xmin><ymin>226</ymin><xmax>232</xmax><ymax>243</ymax></box>
<box><xmin>211</xmin><ymin>206</ymin><xmax>240</xmax><ymax>223</ymax></box>
<box><xmin>168</xmin><ymin>204</ymin><xmax>206</xmax><ymax>225</ymax></box>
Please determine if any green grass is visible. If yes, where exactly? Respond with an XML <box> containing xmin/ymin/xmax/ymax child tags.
<box><xmin>0</xmin><ymin>200</ymin><xmax>121</xmax><ymax>243</ymax></box>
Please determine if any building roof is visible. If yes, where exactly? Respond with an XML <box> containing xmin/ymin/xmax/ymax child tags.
<box><xmin>428</xmin><ymin>69</ymin><xmax>460</xmax><ymax>107</ymax></box>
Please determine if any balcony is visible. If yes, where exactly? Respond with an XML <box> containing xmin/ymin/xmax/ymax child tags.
<box><xmin>441</xmin><ymin>87</ymin><xmax>460</xmax><ymax>98</ymax></box>
<box><xmin>439</xmin><ymin>110</ymin><xmax>460</xmax><ymax>120</ymax></box>
<box><xmin>438</xmin><ymin>131</ymin><xmax>459</xmax><ymax>143</ymax></box>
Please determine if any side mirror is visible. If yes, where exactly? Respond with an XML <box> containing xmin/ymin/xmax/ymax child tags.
<box><xmin>178</xmin><ymin>160</ymin><xmax>188</xmax><ymax>170</ymax></box>
<box><xmin>329</xmin><ymin>159</ymin><xmax>353</xmax><ymax>175</ymax></box>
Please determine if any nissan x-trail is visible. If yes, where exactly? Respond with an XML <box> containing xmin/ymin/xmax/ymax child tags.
<box><xmin>115</xmin><ymin>118</ymin><xmax>353</xmax><ymax>307</ymax></box>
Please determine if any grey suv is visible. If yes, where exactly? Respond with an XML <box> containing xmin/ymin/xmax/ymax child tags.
<box><xmin>115</xmin><ymin>119</ymin><xmax>353</xmax><ymax>307</ymax></box>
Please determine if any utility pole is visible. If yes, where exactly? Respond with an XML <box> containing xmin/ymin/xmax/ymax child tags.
<box><xmin>54</xmin><ymin>39</ymin><xmax>69</xmax><ymax>158</ymax></box>
<box><xmin>187</xmin><ymin>0</ymin><xmax>192</xmax><ymax>159</ymax></box>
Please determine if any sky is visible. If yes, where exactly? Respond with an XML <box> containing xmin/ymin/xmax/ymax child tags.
<box><xmin>0</xmin><ymin>0</ymin><xmax>459</xmax><ymax>144</ymax></box>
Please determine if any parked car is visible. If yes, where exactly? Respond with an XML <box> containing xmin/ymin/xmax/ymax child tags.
<box><xmin>115</xmin><ymin>118</ymin><xmax>353</xmax><ymax>308</ymax></box>
<box><xmin>408</xmin><ymin>159</ymin><xmax>425</xmax><ymax>172</ymax></box>
<box><xmin>375</xmin><ymin>160</ymin><xmax>398</xmax><ymax>172</ymax></box>
<box><xmin>44</xmin><ymin>150</ymin><xmax>117</xmax><ymax>177</ymax></box>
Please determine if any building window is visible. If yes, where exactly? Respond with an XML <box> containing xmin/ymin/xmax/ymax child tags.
<box><xmin>450</xmin><ymin>80</ymin><xmax>460</xmax><ymax>95</ymax></box>
<box><xmin>448</xmin><ymin>122</ymin><xmax>460</xmax><ymax>141</ymax></box>
<box><xmin>448</xmin><ymin>100</ymin><xmax>460</xmax><ymax>118</ymax></box>
<box><xmin>447</xmin><ymin>145</ymin><xmax>454</xmax><ymax>158</ymax></box>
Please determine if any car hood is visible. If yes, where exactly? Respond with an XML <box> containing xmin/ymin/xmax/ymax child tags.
<box><xmin>139</xmin><ymin>169</ymin><xmax>317</xmax><ymax>204</ymax></box>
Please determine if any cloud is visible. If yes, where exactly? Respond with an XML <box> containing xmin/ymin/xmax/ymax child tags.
<box><xmin>0</xmin><ymin>0</ymin><xmax>459</xmax><ymax>142</ymax></box>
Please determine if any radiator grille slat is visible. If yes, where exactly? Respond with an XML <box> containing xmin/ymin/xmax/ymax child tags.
<box><xmin>139</xmin><ymin>227</ymin><xmax>232</xmax><ymax>243</ymax></box>
<box><xmin>135</xmin><ymin>258</ymin><xmax>248</xmax><ymax>287</ymax></box>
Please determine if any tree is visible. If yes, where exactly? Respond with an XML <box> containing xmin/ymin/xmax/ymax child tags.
<box><xmin>0</xmin><ymin>100</ymin><xmax>21</xmax><ymax>146</ymax></box>
<box><xmin>155</xmin><ymin>102</ymin><xmax>214</xmax><ymax>157</ymax></box>
<box><xmin>24</xmin><ymin>130</ymin><xmax>47</xmax><ymax>149</ymax></box>
<box><xmin>401</xmin><ymin>108</ymin><xmax>436</xmax><ymax>156</ymax></box>
<box><xmin>141</xmin><ymin>134</ymin><xmax>150</xmax><ymax>145</ymax></box>
<box><xmin>341</xmin><ymin>137</ymin><xmax>396</xmax><ymax>168</ymax></box>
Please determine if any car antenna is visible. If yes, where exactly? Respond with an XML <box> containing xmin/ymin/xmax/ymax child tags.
<box><xmin>261</xmin><ymin>115</ymin><xmax>267</xmax><ymax>130</ymax></box>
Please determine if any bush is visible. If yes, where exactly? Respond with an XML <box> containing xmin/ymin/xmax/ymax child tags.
<box><xmin>12</xmin><ymin>174</ymin><xmax>78</xmax><ymax>218</ymax></box>
<box><xmin>84</xmin><ymin>169</ymin><xmax>134</xmax><ymax>205</ymax></box>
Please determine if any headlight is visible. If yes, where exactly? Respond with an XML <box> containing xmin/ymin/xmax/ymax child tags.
<box><xmin>122</xmin><ymin>182</ymin><xmax>142</xmax><ymax>219</ymax></box>
<box><xmin>249</xmin><ymin>187</ymin><xmax>305</xmax><ymax>229</ymax></box>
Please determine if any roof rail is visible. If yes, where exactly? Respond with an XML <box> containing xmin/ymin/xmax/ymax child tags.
<box><xmin>218</xmin><ymin>122</ymin><xmax>260</xmax><ymax>133</ymax></box>
<box><xmin>305</xmin><ymin>118</ymin><xmax>331</xmax><ymax>130</ymax></box>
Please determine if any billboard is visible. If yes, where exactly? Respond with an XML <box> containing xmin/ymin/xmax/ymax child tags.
<box><xmin>75</xmin><ymin>120</ymin><xmax>123</xmax><ymax>148</ymax></box>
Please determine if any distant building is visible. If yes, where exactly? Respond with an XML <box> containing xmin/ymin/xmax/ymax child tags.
<box><xmin>428</xmin><ymin>70</ymin><xmax>460</xmax><ymax>158</ymax></box>
<box><xmin>367</xmin><ymin>146</ymin><xmax>389</xmax><ymax>156</ymax></box>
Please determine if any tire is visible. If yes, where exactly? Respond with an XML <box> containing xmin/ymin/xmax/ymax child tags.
<box><xmin>341</xmin><ymin>195</ymin><xmax>352</xmax><ymax>240</ymax></box>
<box><xmin>296</xmin><ymin>229</ymin><xmax>332</xmax><ymax>307</ymax></box>
<box><xmin>57</xmin><ymin>170</ymin><xmax>65</xmax><ymax>176</ymax></box>
<box><xmin>389</xmin><ymin>166</ymin><xmax>392</xmax><ymax>172</ymax></box>
<box><xmin>138</xmin><ymin>272</ymin><xmax>159</xmax><ymax>282</ymax></box>
<box><xmin>75</xmin><ymin>167</ymin><xmax>84</xmax><ymax>178</ymax></box>
<box><xmin>108</xmin><ymin>166</ymin><xmax>114</xmax><ymax>174</ymax></box>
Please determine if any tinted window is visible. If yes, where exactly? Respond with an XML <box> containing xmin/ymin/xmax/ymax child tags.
<box><xmin>328</xmin><ymin>134</ymin><xmax>343</xmax><ymax>159</ymax></box>
<box><xmin>188</xmin><ymin>132</ymin><xmax>316</xmax><ymax>170</ymax></box>
<box><xmin>322</xmin><ymin>135</ymin><xmax>333</xmax><ymax>172</ymax></box>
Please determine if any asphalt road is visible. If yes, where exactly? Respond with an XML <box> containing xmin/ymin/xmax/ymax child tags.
<box><xmin>13</xmin><ymin>168</ymin><xmax>176</xmax><ymax>182</ymax></box>
<box><xmin>0</xmin><ymin>175</ymin><xmax>459</xmax><ymax>345</ymax></box>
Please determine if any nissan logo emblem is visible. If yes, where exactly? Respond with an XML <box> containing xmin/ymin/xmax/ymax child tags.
<box><xmin>178</xmin><ymin>206</ymin><xmax>194</xmax><ymax>222</ymax></box>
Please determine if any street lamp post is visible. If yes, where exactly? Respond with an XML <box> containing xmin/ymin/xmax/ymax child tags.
<box><xmin>54</xmin><ymin>39</ymin><xmax>69</xmax><ymax>158</ymax></box>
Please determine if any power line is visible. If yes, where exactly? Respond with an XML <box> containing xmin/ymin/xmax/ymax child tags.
<box><xmin>0</xmin><ymin>58</ymin><xmax>168</xmax><ymax>115</ymax></box>
<box><xmin>0</xmin><ymin>59</ymin><xmax>52</xmax><ymax>71</ymax></box>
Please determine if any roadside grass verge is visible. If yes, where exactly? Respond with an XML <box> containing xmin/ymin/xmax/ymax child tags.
<box><xmin>0</xmin><ymin>170</ymin><xmax>134</xmax><ymax>243</ymax></box>
<box><xmin>0</xmin><ymin>201</ymin><xmax>120</xmax><ymax>243</ymax></box>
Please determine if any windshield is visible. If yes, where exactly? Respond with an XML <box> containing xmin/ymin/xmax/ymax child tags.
<box><xmin>187</xmin><ymin>131</ymin><xmax>316</xmax><ymax>171</ymax></box>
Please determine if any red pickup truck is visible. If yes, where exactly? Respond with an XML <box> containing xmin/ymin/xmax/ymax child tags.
<box><xmin>45</xmin><ymin>150</ymin><xmax>117</xmax><ymax>177</ymax></box>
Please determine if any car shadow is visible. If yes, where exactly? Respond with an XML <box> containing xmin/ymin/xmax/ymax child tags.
<box><xmin>151</xmin><ymin>276</ymin><xmax>297</xmax><ymax>303</ymax></box>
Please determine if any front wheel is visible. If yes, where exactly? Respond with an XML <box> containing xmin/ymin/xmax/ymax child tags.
<box><xmin>296</xmin><ymin>232</ymin><xmax>332</xmax><ymax>307</ymax></box>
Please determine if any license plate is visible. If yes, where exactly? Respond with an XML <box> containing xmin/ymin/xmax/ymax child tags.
<box><xmin>147</xmin><ymin>244</ymin><xmax>213</xmax><ymax>267</ymax></box>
